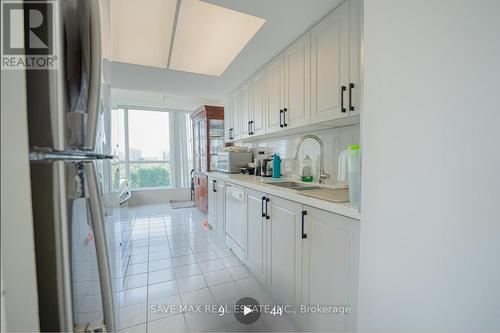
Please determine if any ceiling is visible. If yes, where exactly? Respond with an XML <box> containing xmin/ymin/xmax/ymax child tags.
<box><xmin>110</xmin><ymin>0</ymin><xmax>344</xmax><ymax>111</ymax></box>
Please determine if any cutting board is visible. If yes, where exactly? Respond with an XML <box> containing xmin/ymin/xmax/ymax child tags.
<box><xmin>299</xmin><ymin>188</ymin><xmax>349</xmax><ymax>203</ymax></box>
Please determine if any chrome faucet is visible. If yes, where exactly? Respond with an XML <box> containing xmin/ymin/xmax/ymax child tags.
<box><xmin>292</xmin><ymin>134</ymin><xmax>330</xmax><ymax>184</ymax></box>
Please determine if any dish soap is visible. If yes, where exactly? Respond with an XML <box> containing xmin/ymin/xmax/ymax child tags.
<box><xmin>301</xmin><ymin>155</ymin><xmax>313</xmax><ymax>182</ymax></box>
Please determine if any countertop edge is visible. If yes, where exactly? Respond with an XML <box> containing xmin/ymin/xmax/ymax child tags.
<box><xmin>206</xmin><ymin>172</ymin><xmax>361</xmax><ymax>221</ymax></box>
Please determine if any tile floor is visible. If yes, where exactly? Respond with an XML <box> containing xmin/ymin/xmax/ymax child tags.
<box><xmin>117</xmin><ymin>204</ymin><xmax>297</xmax><ymax>333</ymax></box>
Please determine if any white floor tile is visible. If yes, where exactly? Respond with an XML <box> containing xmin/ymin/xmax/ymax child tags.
<box><xmin>180</xmin><ymin>287</ymin><xmax>214</xmax><ymax>306</ymax></box>
<box><xmin>220</xmin><ymin>255</ymin><xmax>243</xmax><ymax>269</ymax></box>
<box><xmin>148</xmin><ymin>268</ymin><xmax>175</xmax><ymax>284</ymax></box>
<box><xmin>197</xmin><ymin>259</ymin><xmax>225</xmax><ymax>273</ymax></box>
<box><xmin>147</xmin><ymin>313</ymin><xmax>187</xmax><ymax>333</ymax></box>
<box><xmin>148</xmin><ymin>294</ymin><xmax>182</xmax><ymax>321</ymax></box>
<box><xmin>172</xmin><ymin>254</ymin><xmax>196</xmax><ymax>267</ymax></box>
<box><xmin>149</xmin><ymin>251</ymin><xmax>171</xmax><ymax>261</ymax></box>
<box><xmin>124</xmin><ymin>273</ymin><xmax>148</xmax><ymax>289</ymax></box>
<box><xmin>117</xmin><ymin>286</ymin><xmax>148</xmax><ymax>307</ymax></box>
<box><xmin>148</xmin><ymin>258</ymin><xmax>172</xmax><ymax>272</ymax></box>
<box><xmin>203</xmin><ymin>269</ymin><xmax>233</xmax><ymax>287</ymax></box>
<box><xmin>193</xmin><ymin>250</ymin><xmax>218</xmax><ymax>262</ymax></box>
<box><xmin>226</xmin><ymin>265</ymin><xmax>251</xmax><ymax>280</ymax></box>
<box><xmin>174</xmin><ymin>263</ymin><xmax>201</xmax><ymax>279</ymax></box>
<box><xmin>126</xmin><ymin>263</ymin><xmax>148</xmax><ymax>276</ymax></box>
<box><xmin>170</xmin><ymin>246</ymin><xmax>192</xmax><ymax>257</ymax></box>
<box><xmin>148</xmin><ymin>280</ymin><xmax>178</xmax><ymax>300</ymax></box>
<box><xmin>118</xmin><ymin>302</ymin><xmax>146</xmax><ymax>330</ymax></box>
<box><xmin>118</xmin><ymin>323</ymin><xmax>146</xmax><ymax>333</ymax></box>
<box><xmin>177</xmin><ymin>274</ymin><xmax>207</xmax><ymax>293</ymax></box>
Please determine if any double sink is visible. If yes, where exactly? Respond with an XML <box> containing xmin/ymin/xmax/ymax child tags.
<box><xmin>265</xmin><ymin>181</ymin><xmax>349</xmax><ymax>203</ymax></box>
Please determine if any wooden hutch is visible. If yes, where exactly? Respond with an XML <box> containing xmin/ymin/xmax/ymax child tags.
<box><xmin>191</xmin><ymin>105</ymin><xmax>224</xmax><ymax>212</ymax></box>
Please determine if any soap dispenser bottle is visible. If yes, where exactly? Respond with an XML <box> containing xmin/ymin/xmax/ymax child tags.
<box><xmin>272</xmin><ymin>154</ymin><xmax>282</xmax><ymax>178</ymax></box>
<box><xmin>301</xmin><ymin>155</ymin><xmax>313</xmax><ymax>182</ymax></box>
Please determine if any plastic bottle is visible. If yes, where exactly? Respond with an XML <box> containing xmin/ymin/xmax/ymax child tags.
<box><xmin>272</xmin><ymin>154</ymin><xmax>281</xmax><ymax>178</ymax></box>
<box><xmin>301</xmin><ymin>155</ymin><xmax>313</xmax><ymax>182</ymax></box>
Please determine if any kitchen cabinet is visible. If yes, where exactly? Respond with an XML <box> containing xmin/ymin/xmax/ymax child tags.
<box><xmin>240</xmin><ymin>79</ymin><xmax>252</xmax><ymax>138</ymax></box>
<box><xmin>300</xmin><ymin>205</ymin><xmax>360</xmax><ymax>332</ymax></box>
<box><xmin>251</xmin><ymin>69</ymin><xmax>266</xmax><ymax>136</ymax></box>
<box><xmin>208</xmin><ymin>178</ymin><xmax>225</xmax><ymax>234</ymax></box>
<box><xmin>267</xmin><ymin>195</ymin><xmax>303</xmax><ymax>307</ymax></box>
<box><xmin>246</xmin><ymin>189</ymin><xmax>268</xmax><ymax>283</ymax></box>
<box><xmin>310</xmin><ymin>1</ymin><xmax>349</xmax><ymax>123</ymax></box>
<box><xmin>223</xmin><ymin>91</ymin><xmax>240</xmax><ymax>143</ymax></box>
<box><xmin>283</xmin><ymin>32</ymin><xmax>311</xmax><ymax>129</ymax></box>
<box><xmin>311</xmin><ymin>0</ymin><xmax>361</xmax><ymax>123</ymax></box>
<box><xmin>265</xmin><ymin>53</ymin><xmax>285</xmax><ymax>134</ymax></box>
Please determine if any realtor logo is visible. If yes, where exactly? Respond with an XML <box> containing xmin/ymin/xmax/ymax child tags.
<box><xmin>1</xmin><ymin>0</ymin><xmax>58</xmax><ymax>69</ymax></box>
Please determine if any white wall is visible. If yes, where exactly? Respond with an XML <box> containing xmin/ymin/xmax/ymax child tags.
<box><xmin>358</xmin><ymin>0</ymin><xmax>500</xmax><ymax>332</ymax></box>
<box><xmin>1</xmin><ymin>70</ymin><xmax>40</xmax><ymax>331</ymax></box>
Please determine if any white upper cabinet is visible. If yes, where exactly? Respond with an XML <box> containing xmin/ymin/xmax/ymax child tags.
<box><xmin>224</xmin><ymin>0</ymin><xmax>361</xmax><ymax>142</ymax></box>
<box><xmin>239</xmin><ymin>79</ymin><xmax>252</xmax><ymax>138</ymax></box>
<box><xmin>251</xmin><ymin>68</ymin><xmax>266</xmax><ymax>136</ymax></box>
<box><xmin>231</xmin><ymin>89</ymin><xmax>241</xmax><ymax>140</ymax></box>
<box><xmin>283</xmin><ymin>32</ymin><xmax>311</xmax><ymax>129</ymax></box>
<box><xmin>310</xmin><ymin>1</ymin><xmax>350</xmax><ymax>123</ymax></box>
<box><xmin>223</xmin><ymin>97</ymin><xmax>232</xmax><ymax>143</ymax></box>
<box><xmin>266</xmin><ymin>53</ymin><xmax>285</xmax><ymax>134</ymax></box>
<box><xmin>348</xmin><ymin>0</ymin><xmax>362</xmax><ymax>115</ymax></box>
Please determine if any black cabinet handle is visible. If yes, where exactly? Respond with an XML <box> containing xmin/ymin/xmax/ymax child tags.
<box><xmin>341</xmin><ymin>86</ymin><xmax>347</xmax><ymax>113</ymax></box>
<box><xmin>250</xmin><ymin>121</ymin><xmax>254</xmax><ymax>135</ymax></box>
<box><xmin>301</xmin><ymin>210</ymin><xmax>307</xmax><ymax>239</ymax></box>
<box><xmin>229</xmin><ymin>128</ymin><xmax>233</xmax><ymax>140</ymax></box>
<box><xmin>265</xmin><ymin>198</ymin><xmax>270</xmax><ymax>220</ymax></box>
<box><xmin>283</xmin><ymin>108</ymin><xmax>288</xmax><ymax>127</ymax></box>
<box><xmin>280</xmin><ymin>110</ymin><xmax>284</xmax><ymax>128</ymax></box>
<box><xmin>261</xmin><ymin>196</ymin><xmax>266</xmax><ymax>218</ymax></box>
<box><xmin>212</xmin><ymin>180</ymin><xmax>217</xmax><ymax>192</ymax></box>
<box><xmin>349</xmin><ymin>83</ymin><xmax>354</xmax><ymax>111</ymax></box>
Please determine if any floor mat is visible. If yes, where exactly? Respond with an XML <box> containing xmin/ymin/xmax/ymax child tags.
<box><xmin>170</xmin><ymin>200</ymin><xmax>196</xmax><ymax>209</ymax></box>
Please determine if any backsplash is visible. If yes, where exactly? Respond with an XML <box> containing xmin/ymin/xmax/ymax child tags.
<box><xmin>239</xmin><ymin>125</ymin><xmax>360</xmax><ymax>186</ymax></box>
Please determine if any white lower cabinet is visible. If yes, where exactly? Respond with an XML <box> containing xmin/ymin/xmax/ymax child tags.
<box><xmin>300</xmin><ymin>205</ymin><xmax>360</xmax><ymax>332</ymax></box>
<box><xmin>246</xmin><ymin>189</ymin><xmax>267</xmax><ymax>282</ymax></box>
<box><xmin>267</xmin><ymin>195</ymin><xmax>303</xmax><ymax>307</ymax></box>
<box><xmin>239</xmin><ymin>182</ymin><xmax>360</xmax><ymax>332</ymax></box>
<box><xmin>207</xmin><ymin>178</ymin><xmax>225</xmax><ymax>234</ymax></box>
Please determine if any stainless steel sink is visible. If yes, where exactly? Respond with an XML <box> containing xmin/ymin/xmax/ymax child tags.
<box><xmin>266</xmin><ymin>181</ymin><xmax>322</xmax><ymax>191</ymax></box>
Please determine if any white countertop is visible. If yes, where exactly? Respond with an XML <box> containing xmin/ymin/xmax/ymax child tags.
<box><xmin>206</xmin><ymin>172</ymin><xmax>361</xmax><ymax>220</ymax></box>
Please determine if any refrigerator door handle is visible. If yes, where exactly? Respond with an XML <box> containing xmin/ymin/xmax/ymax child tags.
<box><xmin>84</xmin><ymin>162</ymin><xmax>115</xmax><ymax>332</ymax></box>
<box><xmin>83</xmin><ymin>0</ymin><xmax>102</xmax><ymax>151</ymax></box>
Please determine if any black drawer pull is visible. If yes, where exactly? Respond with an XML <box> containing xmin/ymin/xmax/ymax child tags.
<box><xmin>261</xmin><ymin>196</ymin><xmax>266</xmax><ymax>218</ymax></box>
<box><xmin>265</xmin><ymin>198</ymin><xmax>270</xmax><ymax>220</ymax></box>
<box><xmin>349</xmin><ymin>83</ymin><xmax>354</xmax><ymax>111</ymax></box>
<box><xmin>301</xmin><ymin>210</ymin><xmax>307</xmax><ymax>239</ymax></box>
<box><xmin>283</xmin><ymin>108</ymin><xmax>288</xmax><ymax>127</ymax></box>
<box><xmin>341</xmin><ymin>86</ymin><xmax>347</xmax><ymax>113</ymax></box>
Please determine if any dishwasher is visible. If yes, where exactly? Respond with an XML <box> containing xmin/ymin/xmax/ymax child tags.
<box><xmin>224</xmin><ymin>184</ymin><xmax>246</xmax><ymax>262</ymax></box>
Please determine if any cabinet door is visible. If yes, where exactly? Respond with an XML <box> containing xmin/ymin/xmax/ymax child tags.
<box><xmin>231</xmin><ymin>90</ymin><xmax>241</xmax><ymax>140</ymax></box>
<box><xmin>246</xmin><ymin>189</ymin><xmax>267</xmax><ymax>282</ymax></box>
<box><xmin>251</xmin><ymin>69</ymin><xmax>266</xmax><ymax>136</ymax></box>
<box><xmin>239</xmin><ymin>80</ymin><xmax>252</xmax><ymax>138</ymax></box>
<box><xmin>267</xmin><ymin>195</ymin><xmax>303</xmax><ymax>306</ymax></box>
<box><xmin>266</xmin><ymin>53</ymin><xmax>285</xmax><ymax>134</ymax></box>
<box><xmin>215</xmin><ymin>181</ymin><xmax>225</xmax><ymax>234</ymax></box>
<box><xmin>310</xmin><ymin>1</ymin><xmax>349</xmax><ymax>123</ymax></box>
<box><xmin>301</xmin><ymin>206</ymin><xmax>360</xmax><ymax>332</ymax></box>
<box><xmin>223</xmin><ymin>97</ymin><xmax>233</xmax><ymax>142</ymax></box>
<box><xmin>349</xmin><ymin>0</ymin><xmax>362</xmax><ymax>116</ymax></box>
<box><xmin>284</xmin><ymin>32</ymin><xmax>310</xmax><ymax>129</ymax></box>
<box><xmin>207</xmin><ymin>178</ymin><xmax>217</xmax><ymax>229</ymax></box>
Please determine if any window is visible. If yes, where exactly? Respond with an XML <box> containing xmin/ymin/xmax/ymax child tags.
<box><xmin>111</xmin><ymin>108</ymin><xmax>191</xmax><ymax>189</ymax></box>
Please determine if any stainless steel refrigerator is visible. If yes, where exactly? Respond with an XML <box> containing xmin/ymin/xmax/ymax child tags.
<box><xmin>26</xmin><ymin>1</ymin><xmax>126</xmax><ymax>331</ymax></box>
